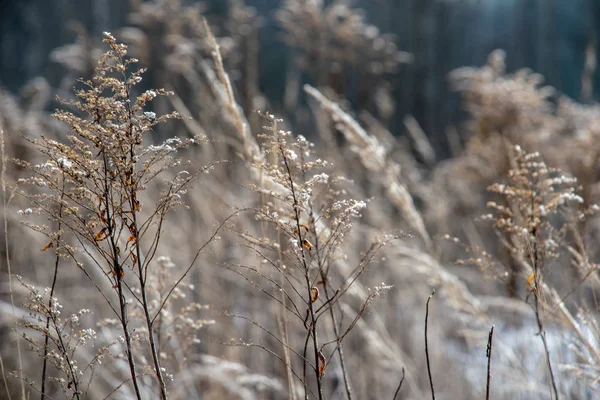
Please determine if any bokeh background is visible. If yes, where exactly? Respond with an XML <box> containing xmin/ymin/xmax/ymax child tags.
<box><xmin>3</xmin><ymin>0</ymin><xmax>600</xmax><ymax>154</ymax></box>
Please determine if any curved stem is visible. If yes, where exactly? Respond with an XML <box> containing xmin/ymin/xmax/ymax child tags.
<box><xmin>425</xmin><ymin>289</ymin><xmax>435</xmax><ymax>400</ymax></box>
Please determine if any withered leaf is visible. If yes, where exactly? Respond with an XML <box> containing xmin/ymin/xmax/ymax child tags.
<box><xmin>41</xmin><ymin>242</ymin><xmax>53</xmax><ymax>251</ymax></box>
<box><xmin>311</xmin><ymin>287</ymin><xmax>319</xmax><ymax>303</ymax></box>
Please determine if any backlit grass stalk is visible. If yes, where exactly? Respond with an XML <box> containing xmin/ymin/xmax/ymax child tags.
<box><xmin>1</xmin><ymin>122</ymin><xmax>26</xmax><ymax>400</ymax></box>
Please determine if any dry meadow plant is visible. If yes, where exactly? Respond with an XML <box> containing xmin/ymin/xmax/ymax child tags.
<box><xmin>224</xmin><ymin>112</ymin><xmax>395</xmax><ymax>400</ymax></box>
<box><xmin>16</xmin><ymin>277</ymin><xmax>107</xmax><ymax>399</ymax></box>
<box><xmin>465</xmin><ymin>145</ymin><xmax>600</xmax><ymax>397</ymax></box>
<box><xmin>4</xmin><ymin>2</ymin><xmax>600</xmax><ymax>400</ymax></box>
<box><xmin>10</xmin><ymin>32</ymin><xmax>228</xmax><ymax>399</ymax></box>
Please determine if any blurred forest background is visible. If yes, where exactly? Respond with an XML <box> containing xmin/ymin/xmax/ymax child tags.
<box><xmin>3</xmin><ymin>0</ymin><xmax>600</xmax><ymax>154</ymax></box>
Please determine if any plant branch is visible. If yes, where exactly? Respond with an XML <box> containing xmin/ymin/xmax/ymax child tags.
<box><xmin>485</xmin><ymin>326</ymin><xmax>494</xmax><ymax>400</ymax></box>
<box><xmin>393</xmin><ymin>367</ymin><xmax>406</xmax><ymax>400</ymax></box>
<box><xmin>41</xmin><ymin>180</ymin><xmax>65</xmax><ymax>400</ymax></box>
<box><xmin>425</xmin><ymin>289</ymin><xmax>436</xmax><ymax>400</ymax></box>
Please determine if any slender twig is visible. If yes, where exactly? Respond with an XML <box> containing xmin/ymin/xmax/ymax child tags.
<box><xmin>222</xmin><ymin>263</ymin><xmax>303</xmax><ymax>320</ymax></box>
<box><xmin>131</xmin><ymin>201</ymin><xmax>167</xmax><ymax>399</ymax></box>
<box><xmin>393</xmin><ymin>367</ymin><xmax>406</xmax><ymax>400</ymax></box>
<box><xmin>282</xmin><ymin>144</ymin><xmax>324</xmax><ymax>400</ymax></box>
<box><xmin>425</xmin><ymin>289</ymin><xmax>436</xmax><ymax>400</ymax></box>
<box><xmin>313</xmin><ymin>225</ymin><xmax>353</xmax><ymax>400</ymax></box>
<box><xmin>302</xmin><ymin>328</ymin><xmax>312</xmax><ymax>400</ymax></box>
<box><xmin>41</xmin><ymin>180</ymin><xmax>65</xmax><ymax>400</ymax></box>
<box><xmin>485</xmin><ymin>326</ymin><xmax>494</xmax><ymax>400</ymax></box>
<box><xmin>226</xmin><ymin>312</ymin><xmax>314</xmax><ymax>366</ymax></box>
<box><xmin>302</xmin><ymin>155</ymin><xmax>353</xmax><ymax>400</ymax></box>
<box><xmin>225</xmin><ymin>340</ymin><xmax>316</xmax><ymax>399</ymax></box>
<box><xmin>152</xmin><ymin>210</ymin><xmax>241</xmax><ymax>324</ymax></box>
<box><xmin>47</xmin><ymin>308</ymin><xmax>81</xmax><ymax>399</ymax></box>
<box><xmin>320</xmin><ymin>293</ymin><xmax>376</xmax><ymax>357</ymax></box>
<box><xmin>530</xmin><ymin>222</ymin><xmax>559</xmax><ymax>400</ymax></box>
<box><xmin>101</xmin><ymin>378</ymin><xmax>137</xmax><ymax>400</ymax></box>
<box><xmin>100</xmin><ymin>145</ymin><xmax>142</xmax><ymax>400</ymax></box>
<box><xmin>534</xmin><ymin>296</ymin><xmax>559</xmax><ymax>400</ymax></box>
<box><xmin>123</xmin><ymin>93</ymin><xmax>167</xmax><ymax>400</ymax></box>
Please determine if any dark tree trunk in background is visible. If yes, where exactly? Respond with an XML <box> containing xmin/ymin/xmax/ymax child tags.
<box><xmin>1</xmin><ymin>0</ymin><xmax>598</xmax><ymax>157</ymax></box>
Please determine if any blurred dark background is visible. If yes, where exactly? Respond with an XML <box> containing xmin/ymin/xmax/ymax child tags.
<box><xmin>1</xmin><ymin>0</ymin><xmax>599</xmax><ymax>156</ymax></box>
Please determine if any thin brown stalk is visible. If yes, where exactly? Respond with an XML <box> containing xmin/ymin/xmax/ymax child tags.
<box><xmin>46</xmin><ymin>305</ymin><xmax>81</xmax><ymax>400</ymax></box>
<box><xmin>534</xmin><ymin>294</ymin><xmax>559</xmax><ymax>400</ymax></box>
<box><xmin>124</xmin><ymin>97</ymin><xmax>167</xmax><ymax>399</ymax></box>
<box><xmin>312</xmin><ymin>225</ymin><xmax>353</xmax><ymax>400</ymax></box>
<box><xmin>531</xmin><ymin>217</ymin><xmax>559</xmax><ymax>400</ymax></box>
<box><xmin>40</xmin><ymin>181</ymin><xmax>65</xmax><ymax>400</ymax></box>
<box><xmin>130</xmin><ymin>208</ymin><xmax>167</xmax><ymax>399</ymax></box>
<box><xmin>227</xmin><ymin>313</ymin><xmax>312</xmax><ymax>367</ymax></box>
<box><xmin>425</xmin><ymin>289</ymin><xmax>436</xmax><ymax>400</ymax></box>
<box><xmin>393</xmin><ymin>367</ymin><xmax>406</xmax><ymax>400</ymax></box>
<box><xmin>302</xmin><ymin>327</ymin><xmax>312</xmax><ymax>400</ymax></box>
<box><xmin>152</xmin><ymin>210</ymin><xmax>241</xmax><ymax>324</ymax></box>
<box><xmin>278</xmin><ymin>139</ymin><xmax>323</xmax><ymax>399</ymax></box>
<box><xmin>100</xmin><ymin>149</ymin><xmax>142</xmax><ymax>400</ymax></box>
<box><xmin>485</xmin><ymin>326</ymin><xmax>494</xmax><ymax>400</ymax></box>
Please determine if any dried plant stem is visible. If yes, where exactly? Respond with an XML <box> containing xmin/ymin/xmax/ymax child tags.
<box><xmin>40</xmin><ymin>182</ymin><xmax>65</xmax><ymax>400</ymax></box>
<box><xmin>280</xmin><ymin>144</ymin><xmax>323</xmax><ymax>399</ymax></box>
<box><xmin>47</xmin><ymin>306</ymin><xmax>81</xmax><ymax>400</ymax></box>
<box><xmin>310</xmin><ymin>217</ymin><xmax>353</xmax><ymax>400</ymax></box>
<box><xmin>321</xmin><ymin>276</ymin><xmax>352</xmax><ymax>397</ymax></box>
<box><xmin>126</xmin><ymin>124</ymin><xmax>167</xmax><ymax>399</ymax></box>
<box><xmin>101</xmin><ymin>152</ymin><xmax>142</xmax><ymax>400</ymax></box>
<box><xmin>485</xmin><ymin>326</ymin><xmax>494</xmax><ymax>400</ymax></box>
<box><xmin>114</xmin><ymin>244</ymin><xmax>141</xmax><ymax>400</ymax></box>
<box><xmin>1</xmin><ymin>123</ymin><xmax>26</xmax><ymax>400</ymax></box>
<box><xmin>393</xmin><ymin>367</ymin><xmax>406</xmax><ymax>400</ymax></box>
<box><xmin>303</xmin><ymin>276</ymin><xmax>322</xmax><ymax>400</ymax></box>
<box><xmin>131</xmin><ymin>210</ymin><xmax>167</xmax><ymax>399</ymax></box>
<box><xmin>531</xmin><ymin>226</ymin><xmax>559</xmax><ymax>400</ymax></box>
<box><xmin>152</xmin><ymin>210</ymin><xmax>240</xmax><ymax>323</ymax></box>
<box><xmin>425</xmin><ymin>289</ymin><xmax>436</xmax><ymax>400</ymax></box>
<box><xmin>534</xmin><ymin>294</ymin><xmax>559</xmax><ymax>400</ymax></box>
